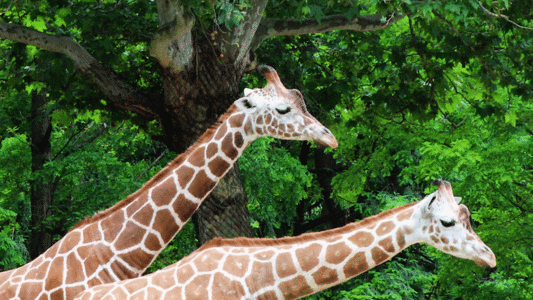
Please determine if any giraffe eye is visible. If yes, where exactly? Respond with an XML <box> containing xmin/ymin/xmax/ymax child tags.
<box><xmin>276</xmin><ymin>107</ymin><xmax>291</xmax><ymax>115</ymax></box>
<box><xmin>440</xmin><ymin>220</ymin><xmax>456</xmax><ymax>228</ymax></box>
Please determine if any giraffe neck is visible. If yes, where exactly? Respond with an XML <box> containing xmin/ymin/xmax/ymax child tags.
<box><xmin>67</xmin><ymin>104</ymin><xmax>254</xmax><ymax>281</ymax></box>
<box><xmin>269</xmin><ymin>202</ymin><xmax>419</xmax><ymax>299</ymax></box>
<box><xmin>187</xmin><ymin>201</ymin><xmax>420</xmax><ymax>299</ymax></box>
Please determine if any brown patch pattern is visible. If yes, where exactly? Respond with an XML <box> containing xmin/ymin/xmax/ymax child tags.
<box><xmin>396</xmin><ymin>208</ymin><xmax>414</xmax><ymax>221</ymax></box>
<box><xmin>325</xmin><ymin>241</ymin><xmax>352</xmax><ymax>264</ymax></box>
<box><xmin>245</xmin><ymin>261</ymin><xmax>275</xmax><ymax>294</ymax></box>
<box><xmin>348</xmin><ymin>231</ymin><xmax>374</xmax><ymax>248</ymax></box>
<box><xmin>194</xmin><ymin>249</ymin><xmax>224</xmax><ymax>272</ymax></box>
<box><xmin>118</xmin><ymin>248</ymin><xmax>154</xmax><ymax>270</ymax></box>
<box><xmin>212</xmin><ymin>272</ymin><xmax>246</xmax><ymax>300</ymax></box>
<box><xmin>132</xmin><ymin>204</ymin><xmax>154</xmax><ymax>227</ymax></box>
<box><xmin>152</xmin><ymin>176</ymin><xmax>178</xmax><ymax>206</ymax></box>
<box><xmin>378</xmin><ymin>236</ymin><xmax>395</xmax><ymax>253</ymax></box>
<box><xmin>188</xmin><ymin>146</ymin><xmax>205</xmax><ymax>167</ymax></box>
<box><xmin>126</xmin><ymin>193</ymin><xmax>146</xmax><ymax>217</ymax></box>
<box><xmin>110</xmin><ymin>260</ymin><xmax>136</xmax><ymax>279</ymax></box>
<box><xmin>276</xmin><ymin>252</ymin><xmax>297</xmax><ymax>278</ymax></box>
<box><xmin>45</xmin><ymin>257</ymin><xmax>64</xmax><ymax>290</ymax></box>
<box><xmin>221</xmin><ymin>133</ymin><xmax>238</xmax><ymax>160</ymax></box>
<box><xmin>164</xmin><ymin>286</ymin><xmax>182</xmax><ymax>300</ymax></box>
<box><xmin>312</xmin><ymin>266</ymin><xmax>339</xmax><ymax>286</ymax></box>
<box><xmin>279</xmin><ymin>275</ymin><xmax>313</xmax><ymax>299</ymax></box>
<box><xmin>173</xmin><ymin>194</ymin><xmax>199</xmax><ymax>222</ymax></box>
<box><xmin>228</xmin><ymin>114</ymin><xmax>244</xmax><ymax>128</ymax></box>
<box><xmin>82</xmin><ymin>223</ymin><xmax>102</xmax><ymax>244</ymax></box>
<box><xmin>177</xmin><ymin>166</ymin><xmax>195</xmax><ymax>189</ymax></box>
<box><xmin>185</xmin><ymin>275</ymin><xmax>210</xmax><ymax>299</ymax></box>
<box><xmin>80</xmin><ymin>244</ymin><xmax>112</xmax><ymax>275</ymax></box>
<box><xmin>296</xmin><ymin>243</ymin><xmax>322</xmax><ymax>272</ymax></box>
<box><xmin>58</xmin><ymin>231</ymin><xmax>81</xmax><ymax>254</ymax></box>
<box><xmin>371</xmin><ymin>247</ymin><xmax>390</xmax><ymax>264</ymax></box>
<box><xmin>176</xmin><ymin>264</ymin><xmax>195</xmax><ymax>284</ymax></box>
<box><xmin>254</xmin><ymin>250</ymin><xmax>275</xmax><ymax>261</ymax></box>
<box><xmin>151</xmin><ymin>269</ymin><xmax>176</xmax><ymax>289</ymax></box>
<box><xmin>208</xmin><ymin>156</ymin><xmax>231</xmax><ymax>177</ymax></box>
<box><xmin>188</xmin><ymin>170</ymin><xmax>216</xmax><ymax>199</ymax></box>
<box><xmin>376</xmin><ymin>221</ymin><xmax>395</xmax><ymax>236</ymax></box>
<box><xmin>153</xmin><ymin>209</ymin><xmax>180</xmax><ymax>244</ymax></box>
<box><xmin>206</xmin><ymin>142</ymin><xmax>218</xmax><ymax>159</ymax></box>
<box><xmin>66</xmin><ymin>252</ymin><xmax>84</xmax><ymax>284</ymax></box>
<box><xmin>343</xmin><ymin>252</ymin><xmax>369</xmax><ymax>278</ymax></box>
<box><xmin>214</xmin><ymin>123</ymin><xmax>227</xmax><ymax>140</ymax></box>
<box><xmin>145</xmin><ymin>233</ymin><xmax>162</xmax><ymax>252</ymax></box>
<box><xmin>396</xmin><ymin>230</ymin><xmax>406</xmax><ymax>249</ymax></box>
<box><xmin>222</xmin><ymin>254</ymin><xmax>250</xmax><ymax>277</ymax></box>
<box><xmin>234</xmin><ymin>131</ymin><xmax>244</xmax><ymax>148</ymax></box>
<box><xmin>114</xmin><ymin>221</ymin><xmax>146</xmax><ymax>251</ymax></box>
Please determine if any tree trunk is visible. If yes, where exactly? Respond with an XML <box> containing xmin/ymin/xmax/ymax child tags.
<box><xmin>28</xmin><ymin>91</ymin><xmax>54</xmax><ymax>259</ymax></box>
<box><xmin>158</xmin><ymin>36</ymin><xmax>255</xmax><ymax>245</ymax></box>
<box><xmin>193</xmin><ymin>165</ymin><xmax>252</xmax><ymax>245</ymax></box>
<box><xmin>314</xmin><ymin>148</ymin><xmax>346</xmax><ymax>229</ymax></box>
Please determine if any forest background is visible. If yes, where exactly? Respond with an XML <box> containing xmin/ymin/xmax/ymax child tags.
<box><xmin>1</xmin><ymin>0</ymin><xmax>532</xmax><ymax>299</ymax></box>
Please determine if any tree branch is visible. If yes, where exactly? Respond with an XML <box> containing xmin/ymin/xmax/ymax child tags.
<box><xmin>432</xmin><ymin>10</ymin><xmax>532</xmax><ymax>94</ymax></box>
<box><xmin>221</xmin><ymin>0</ymin><xmax>269</xmax><ymax>66</ymax></box>
<box><xmin>150</xmin><ymin>0</ymin><xmax>195</xmax><ymax>73</ymax></box>
<box><xmin>135</xmin><ymin>149</ymin><xmax>168</xmax><ymax>182</ymax></box>
<box><xmin>252</xmin><ymin>12</ymin><xmax>404</xmax><ymax>49</ymax></box>
<box><xmin>477</xmin><ymin>0</ymin><xmax>533</xmax><ymax>30</ymax></box>
<box><xmin>150</xmin><ymin>9</ymin><xmax>195</xmax><ymax>71</ymax></box>
<box><xmin>0</xmin><ymin>21</ymin><xmax>158</xmax><ymax>120</ymax></box>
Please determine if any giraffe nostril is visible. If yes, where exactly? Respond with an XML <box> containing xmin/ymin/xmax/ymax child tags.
<box><xmin>323</xmin><ymin>128</ymin><xmax>332</xmax><ymax>135</ymax></box>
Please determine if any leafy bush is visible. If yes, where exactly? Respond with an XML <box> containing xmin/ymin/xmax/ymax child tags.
<box><xmin>0</xmin><ymin>207</ymin><xmax>27</xmax><ymax>271</ymax></box>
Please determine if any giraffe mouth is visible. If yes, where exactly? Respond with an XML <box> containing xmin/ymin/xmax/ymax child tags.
<box><xmin>473</xmin><ymin>250</ymin><xmax>497</xmax><ymax>268</ymax></box>
<box><xmin>312</xmin><ymin>128</ymin><xmax>338</xmax><ymax>148</ymax></box>
<box><xmin>314</xmin><ymin>136</ymin><xmax>338</xmax><ymax>148</ymax></box>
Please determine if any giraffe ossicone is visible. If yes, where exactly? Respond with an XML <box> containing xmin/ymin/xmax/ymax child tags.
<box><xmin>73</xmin><ymin>180</ymin><xmax>496</xmax><ymax>300</ymax></box>
<box><xmin>0</xmin><ymin>65</ymin><xmax>337</xmax><ymax>300</ymax></box>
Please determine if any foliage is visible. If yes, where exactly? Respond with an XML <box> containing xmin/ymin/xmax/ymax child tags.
<box><xmin>240</xmin><ymin>137</ymin><xmax>320</xmax><ymax>237</ymax></box>
<box><xmin>2</xmin><ymin>0</ymin><xmax>533</xmax><ymax>298</ymax></box>
<box><xmin>307</xmin><ymin>257</ymin><xmax>436</xmax><ymax>300</ymax></box>
<box><xmin>0</xmin><ymin>207</ymin><xmax>26</xmax><ymax>271</ymax></box>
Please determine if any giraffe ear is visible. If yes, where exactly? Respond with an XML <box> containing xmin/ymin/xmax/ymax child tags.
<box><xmin>428</xmin><ymin>195</ymin><xmax>437</xmax><ymax>210</ymax></box>
<box><xmin>455</xmin><ymin>197</ymin><xmax>462</xmax><ymax>204</ymax></box>
<box><xmin>244</xmin><ymin>88</ymin><xmax>253</xmax><ymax>96</ymax></box>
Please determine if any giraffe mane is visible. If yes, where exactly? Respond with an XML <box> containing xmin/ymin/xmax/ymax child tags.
<box><xmin>197</xmin><ymin>201</ymin><xmax>419</xmax><ymax>251</ymax></box>
<box><xmin>69</xmin><ymin>104</ymin><xmax>239</xmax><ymax>231</ymax></box>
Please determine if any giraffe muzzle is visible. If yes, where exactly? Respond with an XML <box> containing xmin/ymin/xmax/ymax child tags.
<box><xmin>475</xmin><ymin>244</ymin><xmax>497</xmax><ymax>268</ymax></box>
<box><xmin>312</xmin><ymin>127</ymin><xmax>338</xmax><ymax>148</ymax></box>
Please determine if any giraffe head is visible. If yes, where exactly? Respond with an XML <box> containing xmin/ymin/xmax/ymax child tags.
<box><xmin>415</xmin><ymin>179</ymin><xmax>496</xmax><ymax>267</ymax></box>
<box><xmin>236</xmin><ymin>65</ymin><xmax>338</xmax><ymax>148</ymax></box>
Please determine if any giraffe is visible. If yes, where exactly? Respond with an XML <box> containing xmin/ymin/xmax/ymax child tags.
<box><xmin>73</xmin><ymin>179</ymin><xmax>496</xmax><ymax>300</ymax></box>
<box><xmin>0</xmin><ymin>65</ymin><xmax>338</xmax><ymax>300</ymax></box>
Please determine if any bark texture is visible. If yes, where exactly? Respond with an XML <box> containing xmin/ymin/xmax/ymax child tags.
<box><xmin>29</xmin><ymin>91</ymin><xmax>54</xmax><ymax>259</ymax></box>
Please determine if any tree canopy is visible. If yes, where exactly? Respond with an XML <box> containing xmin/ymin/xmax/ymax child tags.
<box><xmin>1</xmin><ymin>0</ymin><xmax>533</xmax><ymax>298</ymax></box>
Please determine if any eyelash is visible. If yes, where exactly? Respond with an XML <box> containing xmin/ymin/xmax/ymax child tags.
<box><xmin>276</xmin><ymin>107</ymin><xmax>291</xmax><ymax>115</ymax></box>
<box><xmin>441</xmin><ymin>220</ymin><xmax>456</xmax><ymax>227</ymax></box>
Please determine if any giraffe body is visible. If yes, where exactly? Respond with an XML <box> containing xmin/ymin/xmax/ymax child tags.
<box><xmin>74</xmin><ymin>180</ymin><xmax>496</xmax><ymax>300</ymax></box>
<box><xmin>0</xmin><ymin>66</ymin><xmax>337</xmax><ymax>300</ymax></box>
